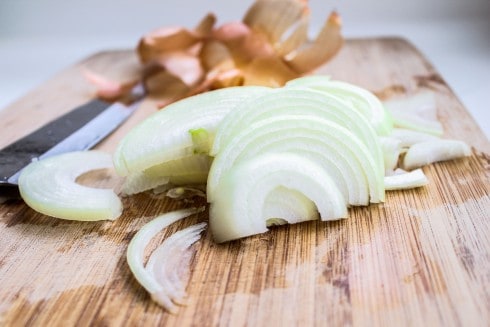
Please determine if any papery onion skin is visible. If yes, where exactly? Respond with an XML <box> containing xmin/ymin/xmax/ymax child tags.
<box><xmin>18</xmin><ymin>151</ymin><xmax>122</xmax><ymax>221</ymax></box>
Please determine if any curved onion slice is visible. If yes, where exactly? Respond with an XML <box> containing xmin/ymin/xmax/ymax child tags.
<box><xmin>383</xmin><ymin>91</ymin><xmax>443</xmax><ymax>136</ymax></box>
<box><xmin>210</xmin><ymin>152</ymin><xmax>347</xmax><ymax>243</ymax></box>
<box><xmin>211</xmin><ymin>87</ymin><xmax>382</xmax><ymax>169</ymax></box>
<box><xmin>391</xmin><ymin>128</ymin><xmax>439</xmax><ymax>147</ymax></box>
<box><xmin>113</xmin><ymin>86</ymin><xmax>270</xmax><ymax>176</ymax></box>
<box><xmin>380</xmin><ymin>137</ymin><xmax>402</xmax><ymax>175</ymax></box>
<box><xmin>286</xmin><ymin>76</ymin><xmax>393</xmax><ymax>135</ymax></box>
<box><xmin>403</xmin><ymin>139</ymin><xmax>471</xmax><ymax>170</ymax></box>
<box><xmin>208</xmin><ymin>115</ymin><xmax>384</xmax><ymax>205</ymax></box>
<box><xmin>384</xmin><ymin>169</ymin><xmax>428</xmax><ymax>190</ymax></box>
<box><xmin>145</xmin><ymin>222</ymin><xmax>207</xmax><ymax>310</ymax></box>
<box><xmin>264</xmin><ymin>186</ymin><xmax>319</xmax><ymax>224</ymax></box>
<box><xmin>18</xmin><ymin>151</ymin><xmax>122</xmax><ymax>221</ymax></box>
<box><xmin>127</xmin><ymin>208</ymin><xmax>205</xmax><ymax>312</ymax></box>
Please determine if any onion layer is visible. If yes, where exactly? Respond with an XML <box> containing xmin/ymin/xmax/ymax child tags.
<box><xmin>403</xmin><ymin>140</ymin><xmax>471</xmax><ymax>170</ymax></box>
<box><xmin>127</xmin><ymin>207</ymin><xmax>205</xmax><ymax>312</ymax></box>
<box><xmin>18</xmin><ymin>151</ymin><xmax>122</xmax><ymax>221</ymax></box>
<box><xmin>384</xmin><ymin>169</ymin><xmax>428</xmax><ymax>190</ymax></box>
<box><xmin>210</xmin><ymin>152</ymin><xmax>347</xmax><ymax>242</ymax></box>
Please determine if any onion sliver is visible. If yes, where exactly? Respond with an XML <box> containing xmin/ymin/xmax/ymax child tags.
<box><xmin>383</xmin><ymin>92</ymin><xmax>443</xmax><ymax>136</ymax></box>
<box><xmin>391</xmin><ymin>128</ymin><xmax>439</xmax><ymax>147</ymax></box>
<box><xmin>380</xmin><ymin>137</ymin><xmax>402</xmax><ymax>175</ymax></box>
<box><xmin>113</xmin><ymin>86</ymin><xmax>270</xmax><ymax>176</ymax></box>
<box><xmin>209</xmin><ymin>152</ymin><xmax>347</xmax><ymax>243</ymax></box>
<box><xmin>145</xmin><ymin>222</ymin><xmax>207</xmax><ymax>309</ymax></box>
<box><xmin>384</xmin><ymin>169</ymin><xmax>428</xmax><ymax>190</ymax></box>
<box><xmin>126</xmin><ymin>207</ymin><xmax>205</xmax><ymax>312</ymax></box>
<box><xmin>285</xmin><ymin>76</ymin><xmax>393</xmax><ymax>136</ymax></box>
<box><xmin>403</xmin><ymin>140</ymin><xmax>471</xmax><ymax>170</ymax></box>
<box><xmin>18</xmin><ymin>151</ymin><xmax>122</xmax><ymax>221</ymax></box>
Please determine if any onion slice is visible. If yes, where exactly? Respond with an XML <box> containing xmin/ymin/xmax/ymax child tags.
<box><xmin>127</xmin><ymin>207</ymin><xmax>205</xmax><ymax>312</ymax></box>
<box><xmin>286</xmin><ymin>76</ymin><xmax>393</xmax><ymax>136</ymax></box>
<box><xmin>384</xmin><ymin>169</ymin><xmax>428</xmax><ymax>190</ymax></box>
<box><xmin>18</xmin><ymin>151</ymin><xmax>122</xmax><ymax>221</ymax></box>
<box><xmin>210</xmin><ymin>152</ymin><xmax>347</xmax><ymax>243</ymax></box>
<box><xmin>391</xmin><ymin>128</ymin><xmax>439</xmax><ymax>148</ymax></box>
<box><xmin>403</xmin><ymin>140</ymin><xmax>471</xmax><ymax>170</ymax></box>
<box><xmin>113</xmin><ymin>86</ymin><xmax>270</xmax><ymax>176</ymax></box>
<box><xmin>383</xmin><ymin>91</ymin><xmax>443</xmax><ymax>136</ymax></box>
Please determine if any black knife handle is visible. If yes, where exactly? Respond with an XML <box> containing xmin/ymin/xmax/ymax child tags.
<box><xmin>0</xmin><ymin>99</ymin><xmax>111</xmax><ymax>184</ymax></box>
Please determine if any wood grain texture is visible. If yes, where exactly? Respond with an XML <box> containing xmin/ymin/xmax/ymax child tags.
<box><xmin>0</xmin><ymin>38</ymin><xmax>489</xmax><ymax>327</ymax></box>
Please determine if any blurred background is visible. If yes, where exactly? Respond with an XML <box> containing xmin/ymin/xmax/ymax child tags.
<box><xmin>0</xmin><ymin>0</ymin><xmax>489</xmax><ymax>136</ymax></box>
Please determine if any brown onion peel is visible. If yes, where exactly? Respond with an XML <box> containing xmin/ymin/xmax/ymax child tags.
<box><xmin>84</xmin><ymin>0</ymin><xmax>343</xmax><ymax>108</ymax></box>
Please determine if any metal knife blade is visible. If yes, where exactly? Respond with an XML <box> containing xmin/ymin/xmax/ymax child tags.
<box><xmin>0</xmin><ymin>84</ymin><xmax>144</xmax><ymax>196</ymax></box>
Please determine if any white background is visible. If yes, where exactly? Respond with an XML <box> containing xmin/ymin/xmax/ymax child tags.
<box><xmin>1</xmin><ymin>0</ymin><xmax>489</xmax><ymax>138</ymax></box>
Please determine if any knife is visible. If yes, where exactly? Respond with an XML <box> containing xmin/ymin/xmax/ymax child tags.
<box><xmin>0</xmin><ymin>84</ymin><xmax>144</xmax><ymax>197</ymax></box>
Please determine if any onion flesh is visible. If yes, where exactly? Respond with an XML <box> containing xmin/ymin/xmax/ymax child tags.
<box><xmin>403</xmin><ymin>140</ymin><xmax>471</xmax><ymax>170</ymax></box>
<box><xmin>384</xmin><ymin>169</ymin><xmax>428</xmax><ymax>190</ymax></box>
<box><xmin>210</xmin><ymin>152</ymin><xmax>347</xmax><ymax>243</ymax></box>
<box><xmin>285</xmin><ymin>76</ymin><xmax>393</xmax><ymax>136</ymax></box>
<box><xmin>383</xmin><ymin>91</ymin><xmax>443</xmax><ymax>136</ymax></box>
<box><xmin>113</xmin><ymin>86</ymin><xmax>270</xmax><ymax>176</ymax></box>
<box><xmin>126</xmin><ymin>207</ymin><xmax>205</xmax><ymax>312</ymax></box>
<box><xmin>18</xmin><ymin>151</ymin><xmax>122</xmax><ymax>221</ymax></box>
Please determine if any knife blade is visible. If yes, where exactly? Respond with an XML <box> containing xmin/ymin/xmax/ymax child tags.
<box><xmin>0</xmin><ymin>84</ymin><xmax>144</xmax><ymax>197</ymax></box>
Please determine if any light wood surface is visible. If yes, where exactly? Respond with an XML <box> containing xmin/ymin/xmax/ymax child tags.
<box><xmin>0</xmin><ymin>38</ymin><xmax>489</xmax><ymax>326</ymax></box>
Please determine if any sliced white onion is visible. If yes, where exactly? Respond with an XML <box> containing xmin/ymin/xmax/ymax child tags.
<box><xmin>264</xmin><ymin>186</ymin><xmax>319</xmax><ymax>224</ymax></box>
<box><xmin>18</xmin><ymin>151</ymin><xmax>122</xmax><ymax>221</ymax></box>
<box><xmin>403</xmin><ymin>139</ymin><xmax>471</xmax><ymax>170</ymax></box>
<box><xmin>379</xmin><ymin>137</ymin><xmax>402</xmax><ymax>175</ymax></box>
<box><xmin>122</xmin><ymin>171</ymin><xmax>170</xmax><ymax>196</ymax></box>
<box><xmin>210</xmin><ymin>87</ymin><xmax>382</xmax><ymax>171</ymax></box>
<box><xmin>209</xmin><ymin>152</ymin><xmax>347</xmax><ymax>243</ymax></box>
<box><xmin>113</xmin><ymin>86</ymin><xmax>270</xmax><ymax>176</ymax></box>
<box><xmin>126</xmin><ymin>207</ymin><xmax>205</xmax><ymax>312</ymax></box>
<box><xmin>122</xmin><ymin>155</ymin><xmax>212</xmax><ymax>195</ymax></box>
<box><xmin>383</xmin><ymin>91</ymin><xmax>444</xmax><ymax>136</ymax></box>
<box><xmin>384</xmin><ymin>168</ymin><xmax>428</xmax><ymax>190</ymax></box>
<box><xmin>391</xmin><ymin>128</ymin><xmax>439</xmax><ymax>147</ymax></box>
<box><xmin>145</xmin><ymin>222</ymin><xmax>207</xmax><ymax>309</ymax></box>
<box><xmin>286</xmin><ymin>76</ymin><xmax>393</xmax><ymax>136</ymax></box>
<box><xmin>208</xmin><ymin>115</ymin><xmax>385</xmax><ymax>205</ymax></box>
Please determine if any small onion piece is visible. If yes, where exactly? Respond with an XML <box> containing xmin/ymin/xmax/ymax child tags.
<box><xmin>383</xmin><ymin>91</ymin><xmax>443</xmax><ymax>136</ymax></box>
<box><xmin>391</xmin><ymin>128</ymin><xmax>439</xmax><ymax>148</ymax></box>
<box><xmin>403</xmin><ymin>140</ymin><xmax>471</xmax><ymax>170</ymax></box>
<box><xmin>384</xmin><ymin>168</ymin><xmax>429</xmax><ymax>190</ymax></box>
<box><xmin>18</xmin><ymin>151</ymin><xmax>122</xmax><ymax>221</ymax></box>
<box><xmin>127</xmin><ymin>207</ymin><xmax>205</xmax><ymax>312</ymax></box>
<box><xmin>379</xmin><ymin>137</ymin><xmax>402</xmax><ymax>175</ymax></box>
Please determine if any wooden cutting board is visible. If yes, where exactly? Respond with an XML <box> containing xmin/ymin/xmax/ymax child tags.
<box><xmin>0</xmin><ymin>38</ymin><xmax>489</xmax><ymax>326</ymax></box>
